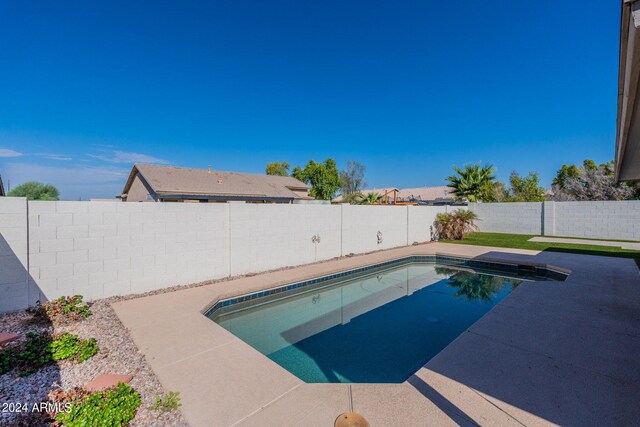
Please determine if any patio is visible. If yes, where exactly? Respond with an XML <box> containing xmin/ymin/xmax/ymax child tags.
<box><xmin>112</xmin><ymin>242</ymin><xmax>640</xmax><ymax>426</ymax></box>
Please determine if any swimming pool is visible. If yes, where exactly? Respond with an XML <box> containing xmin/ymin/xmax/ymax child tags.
<box><xmin>207</xmin><ymin>256</ymin><xmax>566</xmax><ymax>383</ymax></box>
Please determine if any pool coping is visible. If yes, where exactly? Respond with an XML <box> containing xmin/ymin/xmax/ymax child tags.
<box><xmin>204</xmin><ymin>254</ymin><xmax>569</xmax><ymax>319</ymax></box>
<box><xmin>111</xmin><ymin>243</ymin><xmax>640</xmax><ymax>426</ymax></box>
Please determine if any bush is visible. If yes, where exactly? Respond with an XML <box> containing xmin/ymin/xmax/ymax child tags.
<box><xmin>28</xmin><ymin>295</ymin><xmax>92</xmax><ymax>325</ymax></box>
<box><xmin>50</xmin><ymin>333</ymin><xmax>99</xmax><ymax>363</ymax></box>
<box><xmin>17</xmin><ymin>333</ymin><xmax>52</xmax><ymax>376</ymax></box>
<box><xmin>48</xmin><ymin>386</ymin><xmax>91</xmax><ymax>408</ymax></box>
<box><xmin>0</xmin><ymin>332</ymin><xmax>99</xmax><ymax>377</ymax></box>
<box><xmin>0</xmin><ymin>347</ymin><xmax>17</xmax><ymax>375</ymax></box>
<box><xmin>7</xmin><ymin>181</ymin><xmax>59</xmax><ymax>200</ymax></box>
<box><xmin>55</xmin><ymin>383</ymin><xmax>141</xmax><ymax>427</ymax></box>
<box><xmin>151</xmin><ymin>391</ymin><xmax>182</xmax><ymax>412</ymax></box>
<box><xmin>434</xmin><ymin>209</ymin><xmax>478</xmax><ymax>240</ymax></box>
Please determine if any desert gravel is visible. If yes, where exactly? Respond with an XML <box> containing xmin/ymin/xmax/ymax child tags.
<box><xmin>0</xmin><ymin>248</ymin><xmax>421</xmax><ymax>426</ymax></box>
<box><xmin>0</xmin><ymin>300</ymin><xmax>188</xmax><ymax>426</ymax></box>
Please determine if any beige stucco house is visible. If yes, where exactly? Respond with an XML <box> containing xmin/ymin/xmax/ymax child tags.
<box><xmin>120</xmin><ymin>164</ymin><xmax>313</xmax><ymax>203</ymax></box>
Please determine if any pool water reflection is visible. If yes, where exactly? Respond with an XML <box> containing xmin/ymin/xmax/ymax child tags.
<box><xmin>210</xmin><ymin>262</ymin><xmax>529</xmax><ymax>383</ymax></box>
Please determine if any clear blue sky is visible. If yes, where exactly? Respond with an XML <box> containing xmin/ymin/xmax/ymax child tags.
<box><xmin>0</xmin><ymin>1</ymin><xmax>620</xmax><ymax>200</ymax></box>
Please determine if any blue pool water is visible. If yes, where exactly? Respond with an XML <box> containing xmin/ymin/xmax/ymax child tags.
<box><xmin>209</xmin><ymin>261</ymin><xmax>551</xmax><ymax>383</ymax></box>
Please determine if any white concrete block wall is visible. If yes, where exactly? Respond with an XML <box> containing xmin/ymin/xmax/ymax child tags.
<box><xmin>554</xmin><ymin>201</ymin><xmax>640</xmax><ymax>241</ymax></box>
<box><xmin>229</xmin><ymin>204</ymin><xmax>342</xmax><ymax>276</ymax></box>
<box><xmin>407</xmin><ymin>206</ymin><xmax>447</xmax><ymax>244</ymax></box>
<box><xmin>0</xmin><ymin>198</ymin><xmax>31</xmax><ymax>312</ymax></box>
<box><xmin>469</xmin><ymin>203</ymin><xmax>543</xmax><ymax>235</ymax></box>
<box><xmin>5</xmin><ymin>198</ymin><xmax>638</xmax><ymax>314</ymax></box>
<box><xmin>469</xmin><ymin>200</ymin><xmax>640</xmax><ymax>241</ymax></box>
<box><xmin>27</xmin><ymin>201</ymin><xmax>230</xmax><ymax>302</ymax></box>
<box><xmin>341</xmin><ymin>205</ymin><xmax>408</xmax><ymax>255</ymax></box>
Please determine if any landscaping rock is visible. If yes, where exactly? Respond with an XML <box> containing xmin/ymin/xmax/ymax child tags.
<box><xmin>0</xmin><ymin>300</ymin><xmax>188</xmax><ymax>426</ymax></box>
<box><xmin>85</xmin><ymin>373</ymin><xmax>133</xmax><ymax>392</ymax></box>
<box><xmin>0</xmin><ymin>333</ymin><xmax>20</xmax><ymax>346</ymax></box>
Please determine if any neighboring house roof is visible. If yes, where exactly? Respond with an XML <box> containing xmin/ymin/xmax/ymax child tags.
<box><xmin>333</xmin><ymin>186</ymin><xmax>454</xmax><ymax>203</ymax></box>
<box><xmin>615</xmin><ymin>0</ymin><xmax>640</xmax><ymax>181</ymax></box>
<box><xmin>0</xmin><ymin>175</ymin><xmax>5</xmax><ymax>197</ymax></box>
<box><xmin>395</xmin><ymin>186</ymin><xmax>454</xmax><ymax>202</ymax></box>
<box><xmin>122</xmin><ymin>164</ymin><xmax>312</xmax><ymax>201</ymax></box>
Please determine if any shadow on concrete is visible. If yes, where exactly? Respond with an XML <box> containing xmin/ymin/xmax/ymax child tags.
<box><xmin>413</xmin><ymin>249</ymin><xmax>640</xmax><ymax>426</ymax></box>
<box><xmin>267</xmin><ymin>248</ymin><xmax>640</xmax><ymax>424</ymax></box>
<box><xmin>543</xmin><ymin>246</ymin><xmax>640</xmax><ymax>267</ymax></box>
<box><xmin>406</xmin><ymin>375</ymin><xmax>478</xmax><ymax>426</ymax></box>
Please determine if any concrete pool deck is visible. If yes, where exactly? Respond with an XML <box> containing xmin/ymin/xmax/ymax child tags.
<box><xmin>528</xmin><ymin>236</ymin><xmax>640</xmax><ymax>250</ymax></box>
<box><xmin>112</xmin><ymin>243</ymin><xmax>640</xmax><ymax>426</ymax></box>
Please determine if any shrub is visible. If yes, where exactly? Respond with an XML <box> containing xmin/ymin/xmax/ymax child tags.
<box><xmin>434</xmin><ymin>209</ymin><xmax>478</xmax><ymax>240</ymax></box>
<box><xmin>28</xmin><ymin>295</ymin><xmax>92</xmax><ymax>325</ymax></box>
<box><xmin>7</xmin><ymin>181</ymin><xmax>59</xmax><ymax>200</ymax></box>
<box><xmin>356</xmin><ymin>192</ymin><xmax>382</xmax><ymax>205</ymax></box>
<box><xmin>18</xmin><ymin>332</ymin><xmax>55</xmax><ymax>376</ymax></box>
<box><xmin>48</xmin><ymin>386</ymin><xmax>91</xmax><ymax>409</ymax></box>
<box><xmin>151</xmin><ymin>391</ymin><xmax>182</xmax><ymax>412</ymax></box>
<box><xmin>76</xmin><ymin>339</ymin><xmax>99</xmax><ymax>362</ymax></box>
<box><xmin>43</xmin><ymin>387</ymin><xmax>90</xmax><ymax>422</ymax></box>
<box><xmin>50</xmin><ymin>333</ymin><xmax>99</xmax><ymax>363</ymax></box>
<box><xmin>0</xmin><ymin>346</ymin><xmax>17</xmax><ymax>375</ymax></box>
<box><xmin>55</xmin><ymin>383</ymin><xmax>141</xmax><ymax>427</ymax></box>
<box><xmin>0</xmin><ymin>332</ymin><xmax>99</xmax><ymax>377</ymax></box>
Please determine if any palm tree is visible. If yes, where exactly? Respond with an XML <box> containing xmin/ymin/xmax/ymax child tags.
<box><xmin>434</xmin><ymin>209</ymin><xmax>478</xmax><ymax>240</ymax></box>
<box><xmin>446</xmin><ymin>164</ymin><xmax>496</xmax><ymax>202</ymax></box>
<box><xmin>357</xmin><ymin>192</ymin><xmax>382</xmax><ymax>205</ymax></box>
<box><xmin>454</xmin><ymin>273</ymin><xmax>503</xmax><ymax>301</ymax></box>
<box><xmin>434</xmin><ymin>269</ymin><xmax>520</xmax><ymax>302</ymax></box>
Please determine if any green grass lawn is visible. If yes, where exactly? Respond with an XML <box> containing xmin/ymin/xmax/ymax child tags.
<box><xmin>442</xmin><ymin>232</ymin><xmax>640</xmax><ymax>266</ymax></box>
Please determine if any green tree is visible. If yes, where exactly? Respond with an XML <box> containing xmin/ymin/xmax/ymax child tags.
<box><xmin>292</xmin><ymin>159</ymin><xmax>341</xmax><ymax>200</ymax></box>
<box><xmin>551</xmin><ymin>160</ymin><xmax>634</xmax><ymax>201</ymax></box>
<box><xmin>339</xmin><ymin>161</ymin><xmax>366</xmax><ymax>196</ymax></box>
<box><xmin>446</xmin><ymin>164</ymin><xmax>496</xmax><ymax>202</ymax></box>
<box><xmin>553</xmin><ymin>159</ymin><xmax>616</xmax><ymax>190</ymax></box>
<box><xmin>487</xmin><ymin>181</ymin><xmax>508</xmax><ymax>202</ymax></box>
<box><xmin>552</xmin><ymin>164</ymin><xmax>581</xmax><ymax>190</ymax></box>
<box><xmin>8</xmin><ymin>182</ymin><xmax>59</xmax><ymax>200</ymax></box>
<box><xmin>265</xmin><ymin>161</ymin><xmax>290</xmax><ymax>176</ymax></box>
<box><xmin>598</xmin><ymin>160</ymin><xmax>615</xmax><ymax>176</ymax></box>
<box><xmin>506</xmin><ymin>171</ymin><xmax>546</xmax><ymax>202</ymax></box>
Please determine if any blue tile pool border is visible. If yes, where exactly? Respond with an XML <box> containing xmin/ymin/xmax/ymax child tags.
<box><xmin>204</xmin><ymin>254</ymin><xmax>568</xmax><ymax>318</ymax></box>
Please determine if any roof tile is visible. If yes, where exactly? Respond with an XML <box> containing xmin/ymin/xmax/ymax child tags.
<box><xmin>126</xmin><ymin>164</ymin><xmax>312</xmax><ymax>200</ymax></box>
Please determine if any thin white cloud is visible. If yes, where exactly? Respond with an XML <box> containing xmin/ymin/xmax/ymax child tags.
<box><xmin>2</xmin><ymin>163</ymin><xmax>129</xmax><ymax>186</ymax></box>
<box><xmin>88</xmin><ymin>150</ymin><xmax>168</xmax><ymax>164</ymax></box>
<box><xmin>2</xmin><ymin>162</ymin><xmax>130</xmax><ymax>200</ymax></box>
<box><xmin>1</xmin><ymin>162</ymin><xmax>130</xmax><ymax>200</ymax></box>
<box><xmin>0</xmin><ymin>148</ymin><xmax>23</xmax><ymax>157</ymax></box>
<box><xmin>36</xmin><ymin>153</ymin><xmax>73</xmax><ymax>161</ymax></box>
